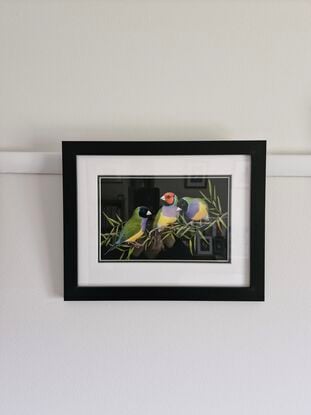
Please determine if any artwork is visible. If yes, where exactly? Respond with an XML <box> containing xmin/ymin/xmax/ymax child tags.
<box><xmin>63</xmin><ymin>140</ymin><xmax>266</xmax><ymax>301</ymax></box>
<box><xmin>99</xmin><ymin>176</ymin><xmax>230</xmax><ymax>262</ymax></box>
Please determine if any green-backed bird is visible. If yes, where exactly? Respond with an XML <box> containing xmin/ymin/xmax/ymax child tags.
<box><xmin>105</xmin><ymin>206</ymin><xmax>152</xmax><ymax>255</ymax></box>
<box><xmin>153</xmin><ymin>192</ymin><xmax>181</xmax><ymax>230</ymax></box>
<box><xmin>178</xmin><ymin>197</ymin><xmax>209</xmax><ymax>221</ymax></box>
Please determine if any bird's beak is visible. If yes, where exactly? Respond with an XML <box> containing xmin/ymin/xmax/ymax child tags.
<box><xmin>176</xmin><ymin>207</ymin><xmax>182</xmax><ymax>212</ymax></box>
<box><xmin>147</xmin><ymin>210</ymin><xmax>152</xmax><ymax>216</ymax></box>
<box><xmin>160</xmin><ymin>195</ymin><xmax>165</xmax><ymax>201</ymax></box>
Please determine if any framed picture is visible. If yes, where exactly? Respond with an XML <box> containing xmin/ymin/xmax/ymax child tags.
<box><xmin>63</xmin><ymin>140</ymin><xmax>266</xmax><ymax>301</ymax></box>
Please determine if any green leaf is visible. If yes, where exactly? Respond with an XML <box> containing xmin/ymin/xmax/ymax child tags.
<box><xmin>146</xmin><ymin>239</ymin><xmax>153</xmax><ymax>249</ymax></box>
<box><xmin>162</xmin><ymin>233</ymin><xmax>172</xmax><ymax>241</ymax></box>
<box><xmin>116</xmin><ymin>246</ymin><xmax>125</xmax><ymax>252</ymax></box>
<box><xmin>203</xmin><ymin>220</ymin><xmax>216</xmax><ymax>231</ymax></box>
<box><xmin>119</xmin><ymin>251</ymin><xmax>126</xmax><ymax>260</ymax></box>
<box><xmin>142</xmin><ymin>236</ymin><xmax>150</xmax><ymax>246</ymax></box>
<box><xmin>219</xmin><ymin>216</ymin><xmax>227</xmax><ymax>229</ymax></box>
<box><xmin>216</xmin><ymin>218</ymin><xmax>222</xmax><ymax>232</ymax></box>
<box><xmin>180</xmin><ymin>228</ymin><xmax>191</xmax><ymax>237</ymax></box>
<box><xmin>105</xmin><ymin>236</ymin><xmax>113</xmax><ymax>246</ymax></box>
<box><xmin>101</xmin><ymin>234</ymin><xmax>108</xmax><ymax>242</ymax></box>
<box><xmin>217</xmin><ymin>196</ymin><xmax>222</xmax><ymax>214</ymax></box>
<box><xmin>189</xmin><ymin>239</ymin><xmax>193</xmax><ymax>255</ymax></box>
<box><xmin>176</xmin><ymin>226</ymin><xmax>187</xmax><ymax>236</ymax></box>
<box><xmin>199</xmin><ymin>191</ymin><xmax>212</xmax><ymax>205</ymax></box>
<box><xmin>127</xmin><ymin>247</ymin><xmax>135</xmax><ymax>260</ymax></box>
<box><xmin>115</xmin><ymin>213</ymin><xmax>123</xmax><ymax>223</ymax></box>
<box><xmin>208</xmin><ymin>179</ymin><xmax>212</xmax><ymax>198</ymax></box>
<box><xmin>179</xmin><ymin>215</ymin><xmax>188</xmax><ymax>224</ymax></box>
<box><xmin>102</xmin><ymin>212</ymin><xmax>119</xmax><ymax>226</ymax></box>
<box><xmin>199</xmin><ymin>190</ymin><xmax>207</xmax><ymax>200</ymax></box>
<box><xmin>198</xmin><ymin>229</ymin><xmax>208</xmax><ymax>244</ymax></box>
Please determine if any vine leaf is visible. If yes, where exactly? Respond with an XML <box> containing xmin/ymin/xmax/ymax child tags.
<box><xmin>189</xmin><ymin>239</ymin><xmax>193</xmax><ymax>255</ymax></box>
<box><xmin>103</xmin><ymin>212</ymin><xmax>118</xmax><ymax>226</ymax></box>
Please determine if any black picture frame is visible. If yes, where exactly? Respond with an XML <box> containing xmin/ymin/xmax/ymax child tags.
<box><xmin>63</xmin><ymin>140</ymin><xmax>266</xmax><ymax>301</ymax></box>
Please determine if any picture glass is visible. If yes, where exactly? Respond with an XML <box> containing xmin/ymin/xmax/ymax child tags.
<box><xmin>98</xmin><ymin>176</ymin><xmax>231</xmax><ymax>263</ymax></box>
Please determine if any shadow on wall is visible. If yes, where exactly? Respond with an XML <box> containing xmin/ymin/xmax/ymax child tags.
<box><xmin>37</xmin><ymin>175</ymin><xmax>63</xmax><ymax>298</ymax></box>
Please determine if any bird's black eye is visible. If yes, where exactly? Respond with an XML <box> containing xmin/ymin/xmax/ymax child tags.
<box><xmin>139</xmin><ymin>206</ymin><xmax>149</xmax><ymax>217</ymax></box>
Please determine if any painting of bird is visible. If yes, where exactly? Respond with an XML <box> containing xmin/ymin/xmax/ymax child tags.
<box><xmin>100</xmin><ymin>175</ymin><xmax>229</xmax><ymax>261</ymax></box>
<box><xmin>105</xmin><ymin>206</ymin><xmax>152</xmax><ymax>254</ymax></box>
<box><xmin>178</xmin><ymin>197</ymin><xmax>209</xmax><ymax>222</ymax></box>
<box><xmin>153</xmin><ymin>192</ymin><xmax>181</xmax><ymax>230</ymax></box>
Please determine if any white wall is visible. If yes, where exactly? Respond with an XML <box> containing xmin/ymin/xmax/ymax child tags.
<box><xmin>1</xmin><ymin>1</ymin><xmax>311</xmax><ymax>414</ymax></box>
<box><xmin>1</xmin><ymin>0</ymin><xmax>311</xmax><ymax>153</ymax></box>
